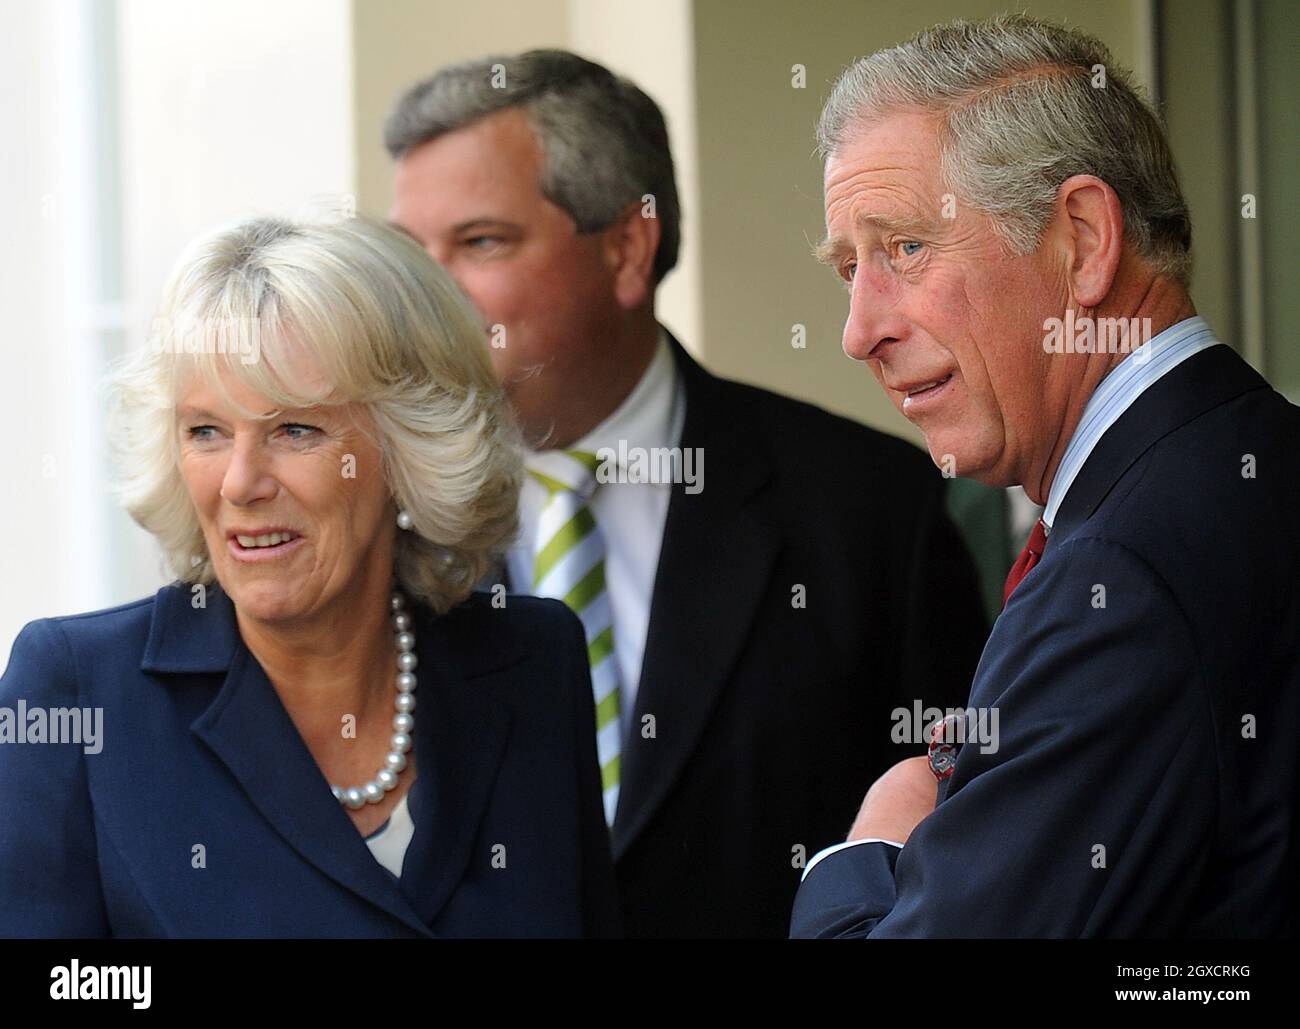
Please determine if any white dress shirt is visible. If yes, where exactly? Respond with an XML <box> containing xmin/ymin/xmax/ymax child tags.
<box><xmin>801</xmin><ymin>315</ymin><xmax>1223</xmax><ymax>882</ymax></box>
<box><xmin>365</xmin><ymin>791</ymin><xmax>415</xmax><ymax>878</ymax></box>
<box><xmin>507</xmin><ymin>328</ymin><xmax>687</xmax><ymax>739</ymax></box>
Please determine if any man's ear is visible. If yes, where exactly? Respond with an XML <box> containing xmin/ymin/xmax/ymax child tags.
<box><xmin>1054</xmin><ymin>174</ymin><xmax>1124</xmax><ymax>308</ymax></box>
<box><xmin>601</xmin><ymin>201</ymin><xmax>661</xmax><ymax>309</ymax></box>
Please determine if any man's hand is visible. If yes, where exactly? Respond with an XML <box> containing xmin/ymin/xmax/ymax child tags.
<box><xmin>847</xmin><ymin>755</ymin><xmax>938</xmax><ymax>843</ymax></box>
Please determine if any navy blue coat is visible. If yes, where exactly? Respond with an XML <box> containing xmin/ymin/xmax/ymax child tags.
<box><xmin>791</xmin><ymin>343</ymin><xmax>1300</xmax><ymax>938</ymax></box>
<box><xmin>0</xmin><ymin>584</ymin><xmax>620</xmax><ymax>937</ymax></box>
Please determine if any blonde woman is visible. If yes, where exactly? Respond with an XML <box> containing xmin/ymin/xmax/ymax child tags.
<box><xmin>0</xmin><ymin>215</ymin><xmax>618</xmax><ymax>938</ymax></box>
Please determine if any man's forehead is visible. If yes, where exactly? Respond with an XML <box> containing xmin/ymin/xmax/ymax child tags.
<box><xmin>823</xmin><ymin>115</ymin><xmax>944</xmax><ymax>221</ymax></box>
<box><xmin>393</xmin><ymin>114</ymin><xmax>548</xmax><ymax>229</ymax></box>
<box><xmin>822</xmin><ymin>167</ymin><xmax>940</xmax><ymax>236</ymax></box>
<box><xmin>825</xmin><ymin>112</ymin><xmax>941</xmax><ymax>183</ymax></box>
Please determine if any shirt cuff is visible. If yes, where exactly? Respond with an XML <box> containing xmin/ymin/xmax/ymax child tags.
<box><xmin>802</xmin><ymin>837</ymin><xmax>905</xmax><ymax>882</ymax></box>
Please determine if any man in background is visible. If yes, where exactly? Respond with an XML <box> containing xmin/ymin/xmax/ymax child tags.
<box><xmin>386</xmin><ymin>50</ymin><xmax>989</xmax><ymax>937</ymax></box>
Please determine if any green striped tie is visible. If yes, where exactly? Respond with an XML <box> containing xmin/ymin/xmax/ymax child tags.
<box><xmin>528</xmin><ymin>449</ymin><xmax>621</xmax><ymax>826</ymax></box>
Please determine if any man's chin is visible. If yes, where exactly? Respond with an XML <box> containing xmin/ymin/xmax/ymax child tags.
<box><xmin>922</xmin><ymin>438</ymin><xmax>1007</xmax><ymax>485</ymax></box>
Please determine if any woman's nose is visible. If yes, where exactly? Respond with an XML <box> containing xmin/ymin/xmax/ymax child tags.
<box><xmin>218</xmin><ymin>438</ymin><xmax>278</xmax><ymax>506</ymax></box>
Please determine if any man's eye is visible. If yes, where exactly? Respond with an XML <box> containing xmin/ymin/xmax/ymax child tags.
<box><xmin>841</xmin><ymin>261</ymin><xmax>858</xmax><ymax>282</ymax></box>
<box><xmin>899</xmin><ymin>241</ymin><xmax>924</xmax><ymax>257</ymax></box>
<box><xmin>463</xmin><ymin>236</ymin><xmax>505</xmax><ymax>251</ymax></box>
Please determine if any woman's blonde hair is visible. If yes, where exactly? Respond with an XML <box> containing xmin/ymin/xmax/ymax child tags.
<box><xmin>108</xmin><ymin>214</ymin><xmax>521</xmax><ymax>614</ymax></box>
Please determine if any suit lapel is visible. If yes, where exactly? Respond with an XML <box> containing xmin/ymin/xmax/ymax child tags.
<box><xmin>1050</xmin><ymin>344</ymin><xmax>1270</xmax><ymax>548</ymax></box>
<box><xmin>611</xmin><ymin>335</ymin><xmax>780</xmax><ymax>859</ymax></box>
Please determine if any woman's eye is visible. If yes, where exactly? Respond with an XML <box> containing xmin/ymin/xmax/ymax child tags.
<box><xmin>186</xmin><ymin>425</ymin><xmax>218</xmax><ymax>442</ymax></box>
<box><xmin>280</xmin><ymin>423</ymin><xmax>319</xmax><ymax>440</ymax></box>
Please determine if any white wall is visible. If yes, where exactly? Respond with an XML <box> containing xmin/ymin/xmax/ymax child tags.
<box><xmin>0</xmin><ymin>0</ymin><xmax>115</xmax><ymax>652</ymax></box>
<box><xmin>111</xmin><ymin>0</ymin><xmax>356</xmax><ymax>608</ymax></box>
<box><xmin>0</xmin><ymin>0</ymin><xmax>357</xmax><ymax>655</ymax></box>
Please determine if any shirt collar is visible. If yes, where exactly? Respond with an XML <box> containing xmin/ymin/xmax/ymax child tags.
<box><xmin>1042</xmin><ymin>314</ymin><xmax>1221</xmax><ymax>532</ymax></box>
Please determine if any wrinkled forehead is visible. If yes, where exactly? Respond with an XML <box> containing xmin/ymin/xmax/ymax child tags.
<box><xmin>824</xmin><ymin>107</ymin><xmax>945</xmax><ymax>171</ymax></box>
<box><xmin>823</xmin><ymin>112</ymin><xmax>948</xmax><ymax>218</ymax></box>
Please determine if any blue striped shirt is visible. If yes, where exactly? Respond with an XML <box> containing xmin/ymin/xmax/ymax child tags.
<box><xmin>1042</xmin><ymin>315</ymin><xmax>1221</xmax><ymax>533</ymax></box>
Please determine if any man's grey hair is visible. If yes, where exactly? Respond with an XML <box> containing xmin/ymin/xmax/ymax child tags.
<box><xmin>818</xmin><ymin>14</ymin><xmax>1192</xmax><ymax>284</ymax></box>
<box><xmin>386</xmin><ymin>49</ymin><xmax>680</xmax><ymax>284</ymax></box>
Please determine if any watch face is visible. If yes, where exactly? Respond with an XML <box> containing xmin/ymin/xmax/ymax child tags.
<box><xmin>927</xmin><ymin>715</ymin><xmax>962</xmax><ymax>781</ymax></box>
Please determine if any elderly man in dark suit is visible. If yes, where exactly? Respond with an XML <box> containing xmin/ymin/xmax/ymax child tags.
<box><xmin>792</xmin><ymin>13</ymin><xmax>1299</xmax><ymax>938</ymax></box>
<box><xmin>386</xmin><ymin>49</ymin><xmax>989</xmax><ymax>938</ymax></box>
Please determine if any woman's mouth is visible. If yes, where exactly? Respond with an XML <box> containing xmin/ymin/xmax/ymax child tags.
<box><xmin>228</xmin><ymin>531</ymin><xmax>305</xmax><ymax>562</ymax></box>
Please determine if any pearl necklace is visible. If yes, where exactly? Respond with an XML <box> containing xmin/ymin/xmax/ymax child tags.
<box><xmin>330</xmin><ymin>590</ymin><xmax>417</xmax><ymax>809</ymax></box>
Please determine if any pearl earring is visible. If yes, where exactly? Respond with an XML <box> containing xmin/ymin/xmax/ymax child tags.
<box><xmin>396</xmin><ymin>510</ymin><xmax>413</xmax><ymax>531</ymax></box>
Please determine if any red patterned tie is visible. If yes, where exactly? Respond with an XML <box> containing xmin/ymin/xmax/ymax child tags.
<box><xmin>1002</xmin><ymin>518</ymin><xmax>1048</xmax><ymax>607</ymax></box>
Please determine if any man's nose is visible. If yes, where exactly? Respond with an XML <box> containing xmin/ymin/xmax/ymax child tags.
<box><xmin>219</xmin><ymin>437</ymin><xmax>277</xmax><ymax>506</ymax></box>
<box><xmin>841</xmin><ymin>267</ymin><xmax>907</xmax><ymax>363</ymax></box>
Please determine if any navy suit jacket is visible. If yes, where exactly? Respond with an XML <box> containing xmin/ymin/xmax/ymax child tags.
<box><xmin>0</xmin><ymin>583</ymin><xmax>620</xmax><ymax>937</ymax></box>
<box><xmin>791</xmin><ymin>343</ymin><xmax>1300</xmax><ymax>938</ymax></box>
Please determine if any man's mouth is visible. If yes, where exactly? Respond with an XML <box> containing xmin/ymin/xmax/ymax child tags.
<box><xmin>905</xmin><ymin>374</ymin><xmax>953</xmax><ymax>398</ymax></box>
<box><xmin>899</xmin><ymin>373</ymin><xmax>955</xmax><ymax>414</ymax></box>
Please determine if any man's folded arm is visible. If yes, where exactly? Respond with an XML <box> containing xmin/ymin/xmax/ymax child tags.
<box><xmin>792</xmin><ymin>537</ymin><xmax>1218</xmax><ymax>938</ymax></box>
<box><xmin>791</xmin><ymin>839</ymin><xmax>902</xmax><ymax>937</ymax></box>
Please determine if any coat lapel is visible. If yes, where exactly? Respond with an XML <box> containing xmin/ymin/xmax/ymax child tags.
<box><xmin>189</xmin><ymin>641</ymin><xmax>433</xmax><ymax>936</ymax></box>
<box><xmin>142</xmin><ymin>584</ymin><xmax>519</xmax><ymax>936</ymax></box>
<box><xmin>396</xmin><ymin>599</ymin><xmax>522</xmax><ymax>926</ymax></box>
<box><xmin>1049</xmin><ymin>344</ymin><xmax>1270</xmax><ymax>549</ymax></box>
<box><xmin>611</xmin><ymin>335</ymin><xmax>780</xmax><ymax>859</ymax></box>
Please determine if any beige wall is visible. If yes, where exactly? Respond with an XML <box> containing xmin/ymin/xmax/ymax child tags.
<box><xmin>567</xmin><ymin>0</ymin><xmax>701</xmax><ymax>353</ymax></box>
<box><xmin>1257</xmin><ymin>0</ymin><xmax>1300</xmax><ymax>397</ymax></box>
<box><xmin>1160</xmin><ymin>0</ymin><xmax>1237</xmax><ymax>361</ymax></box>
